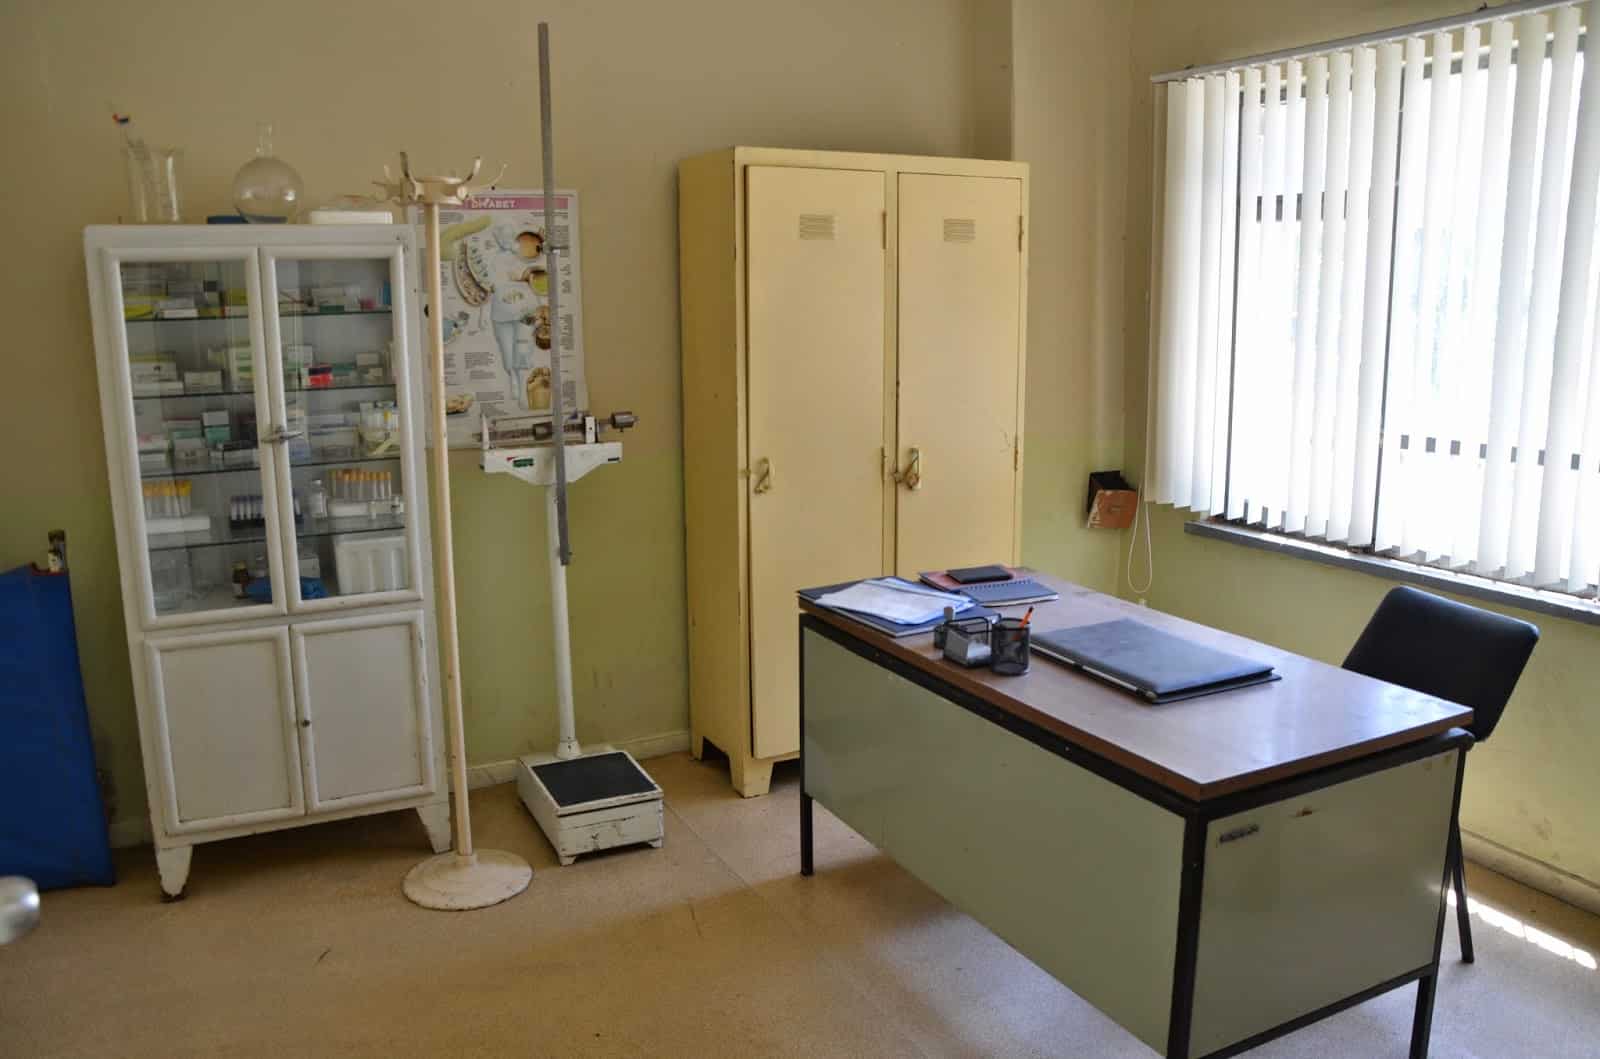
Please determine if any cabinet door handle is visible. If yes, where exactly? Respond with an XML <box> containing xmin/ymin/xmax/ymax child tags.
<box><xmin>264</xmin><ymin>425</ymin><xmax>305</xmax><ymax>444</ymax></box>
<box><xmin>892</xmin><ymin>447</ymin><xmax>922</xmax><ymax>490</ymax></box>
<box><xmin>752</xmin><ymin>457</ymin><xmax>774</xmax><ymax>495</ymax></box>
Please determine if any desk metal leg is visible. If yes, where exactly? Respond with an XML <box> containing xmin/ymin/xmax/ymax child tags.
<box><xmin>798</xmin><ymin>623</ymin><xmax>813</xmax><ymax>877</ymax></box>
<box><xmin>800</xmin><ymin>791</ymin><xmax>814</xmax><ymax>876</ymax></box>
<box><xmin>1408</xmin><ymin>975</ymin><xmax>1437</xmax><ymax>1059</ymax></box>
<box><xmin>1412</xmin><ymin>745</ymin><xmax>1467</xmax><ymax>1058</ymax></box>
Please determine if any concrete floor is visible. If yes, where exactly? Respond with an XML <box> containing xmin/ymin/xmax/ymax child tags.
<box><xmin>3</xmin><ymin>752</ymin><xmax>1598</xmax><ymax>1058</ymax></box>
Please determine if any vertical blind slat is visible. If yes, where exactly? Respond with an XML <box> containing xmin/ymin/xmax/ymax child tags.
<box><xmin>1212</xmin><ymin>71</ymin><xmax>1241</xmax><ymax>516</ymax></box>
<box><xmin>1155</xmin><ymin>79</ymin><xmax>1202</xmax><ymax>504</ymax></box>
<box><xmin>1507</xmin><ymin>5</ymin><xmax>1582</xmax><ymax>577</ymax></box>
<box><xmin>1190</xmin><ymin>75</ymin><xmax>1227</xmax><ymax>513</ymax></box>
<box><xmin>1227</xmin><ymin>66</ymin><xmax>1265</xmax><ymax>521</ymax></box>
<box><xmin>1348</xmin><ymin>42</ymin><xmax>1405</xmax><ymax>545</ymax></box>
<box><xmin>1409</xmin><ymin>30</ymin><xmax>1464</xmax><ymax>560</ymax></box>
<box><xmin>1439</xmin><ymin>24</ymin><xmax>1489</xmax><ymax>564</ymax></box>
<box><xmin>1537</xmin><ymin>1</ymin><xmax>1600</xmax><ymax>583</ymax></box>
<box><xmin>1454</xmin><ymin>20</ymin><xmax>1518</xmax><ymax>563</ymax></box>
<box><xmin>1307</xmin><ymin>51</ymin><xmax>1353</xmax><ymax>539</ymax></box>
<box><xmin>1478</xmin><ymin>12</ymin><xmax>1553</xmax><ymax>574</ymax></box>
<box><xmin>1328</xmin><ymin>46</ymin><xmax>1378</xmax><ymax>545</ymax></box>
<box><xmin>1376</xmin><ymin>35</ymin><xmax>1431</xmax><ymax>552</ymax></box>
<box><xmin>1287</xmin><ymin>56</ymin><xmax>1330</xmax><ymax>534</ymax></box>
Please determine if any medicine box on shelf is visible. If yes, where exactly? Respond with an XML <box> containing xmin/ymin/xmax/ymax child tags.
<box><xmin>184</xmin><ymin>371</ymin><xmax>223</xmax><ymax>394</ymax></box>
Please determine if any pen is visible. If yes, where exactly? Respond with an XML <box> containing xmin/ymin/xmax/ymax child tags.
<box><xmin>1021</xmin><ymin>606</ymin><xmax>1034</xmax><ymax>626</ymax></box>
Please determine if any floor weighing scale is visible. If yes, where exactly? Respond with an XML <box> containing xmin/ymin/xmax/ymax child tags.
<box><xmin>479</xmin><ymin>409</ymin><xmax>665</xmax><ymax>865</ymax></box>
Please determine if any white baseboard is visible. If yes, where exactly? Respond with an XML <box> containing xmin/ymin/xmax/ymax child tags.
<box><xmin>109</xmin><ymin>815</ymin><xmax>152</xmax><ymax>850</ymax></box>
<box><xmin>466</xmin><ymin>729</ymin><xmax>691</xmax><ymax>790</ymax></box>
<box><xmin>1462</xmin><ymin>827</ymin><xmax>1600</xmax><ymax>917</ymax></box>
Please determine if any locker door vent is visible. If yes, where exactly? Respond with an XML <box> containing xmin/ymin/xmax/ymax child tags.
<box><xmin>798</xmin><ymin>213</ymin><xmax>837</xmax><ymax>240</ymax></box>
<box><xmin>943</xmin><ymin>218</ymin><xmax>977</xmax><ymax>243</ymax></box>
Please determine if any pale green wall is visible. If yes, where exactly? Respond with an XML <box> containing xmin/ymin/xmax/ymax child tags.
<box><xmin>1136</xmin><ymin>508</ymin><xmax>1600</xmax><ymax>890</ymax></box>
<box><xmin>0</xmin><ymin>0</ymin><xmax>991</xmax><ymax>840</ymax></box>
<box><xmin>1013</xmin><ymin>0</ymin><xmax>1131</xmax><ymax>590</ymax></box>
<box><xmin>1124</xmin><ymin>0</ymin><xmax>1600</xmax><ymax>890</ymax></box>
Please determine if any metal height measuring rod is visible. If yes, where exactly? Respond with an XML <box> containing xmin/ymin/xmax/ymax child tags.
<box><xmin>539</xmin><ymin>22</ymin><xmax>572</xmax><ymax>567</ymax></box>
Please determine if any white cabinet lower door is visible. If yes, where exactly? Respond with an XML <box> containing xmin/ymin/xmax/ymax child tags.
<box><xmin>292</xmin><ymin>611</ymin><xmax>435</xmax><ymax>811</ymax></box>
<box><xmin>145</xmin><ymin>627</ymin><xmax>305</xmax><ymax>834</ymax></box>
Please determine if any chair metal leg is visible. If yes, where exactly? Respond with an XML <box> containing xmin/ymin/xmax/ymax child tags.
<box><xmin>1451</xmin><ymin>825</ymin><xmax>1475</xmax><ymax>964</ymax></box>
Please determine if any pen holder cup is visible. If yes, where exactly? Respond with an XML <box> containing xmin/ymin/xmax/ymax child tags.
<box><xmin>990</xmin><ymin>618</ymin><xmax>1030</xmax><ymax>676</ymax></box>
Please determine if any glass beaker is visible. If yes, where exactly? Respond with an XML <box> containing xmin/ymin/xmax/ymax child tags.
<box><xmin>122</xmin><ymin>143</ymin><xmax>183</xmax><ymax>222</ymax></box>
<box><xmin>152</xmin><ymin>148</ymin><xmax>183</xmax><ymax>222</ymax></box>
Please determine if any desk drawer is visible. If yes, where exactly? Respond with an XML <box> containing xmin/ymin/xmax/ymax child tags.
<box><xmin>1188</xmin><ymin>749</ymin><xmax>1460</xmax><ymax>1056</ymax></box>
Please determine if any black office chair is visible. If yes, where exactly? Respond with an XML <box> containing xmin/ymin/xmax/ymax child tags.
<box><xmin>1343</xmin><ymin>585</ymin><xmax>1539</xmax><ymax>964</ymax></box>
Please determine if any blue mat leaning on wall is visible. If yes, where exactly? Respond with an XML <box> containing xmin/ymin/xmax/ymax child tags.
<box><xmin>0</xmin><ymin>564</ymin><xmax>115</xmax><ymax>889</ymax></box>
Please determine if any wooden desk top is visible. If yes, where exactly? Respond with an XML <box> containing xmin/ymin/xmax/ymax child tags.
<box><xmin>799</xmin><ymin>575</ymin><xmax>1472</xmax><ymax>802</ymax></box>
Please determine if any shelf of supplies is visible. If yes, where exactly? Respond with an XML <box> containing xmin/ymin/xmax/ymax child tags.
<box><xmin>132</xmin><ymin>381</ymin><xmax>395</xmax><ymax>402</ymax></box>
<box><xmin>143</xmin><ymin>454</ymin><xmax>402</xmax><ymax>480</ymax></box>
<box><xmin>155</xmin><ymin>584</ymin><xmax>272</xmax><ymax>618</ymax></box>
<box><xmin>154</xmin><ymin>576</ymin><xmax>374</xmax><ymax>617</ymax></box>
<box><xmin>125</xmin><ymin>308</ymin><xmax>392</xmax><ymax>324</ymax></box>
<box><xmin>284</xmin><ymin>382</ymin><xmax>397</xmax><ymax>395</ymax></box>
<box><xmin>148</xmin><ymin>512</ymin><xmax>408</xmax><ymax>553</ymax></box>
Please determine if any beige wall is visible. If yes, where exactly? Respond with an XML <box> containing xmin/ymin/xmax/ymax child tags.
<box><xmin>1123</xmin><ymin>0</ymin><xmax>1600</xmax><ymax>893</ymax></box>
<box><xmin>0</xmin><ymin>0</ymin><xmax>990</xmax><ymax>840</ymax></box>
<box><xmin>1012</xmin><ymin>0</ymin><xmax>1131</xmax><ymax>589</ymax></box>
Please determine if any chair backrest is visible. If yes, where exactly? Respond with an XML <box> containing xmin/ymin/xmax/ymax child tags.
<box><xmin>1343</xmin><ymin>585</ymin><xmax>1539</xmax><ymax>744</ymax></box>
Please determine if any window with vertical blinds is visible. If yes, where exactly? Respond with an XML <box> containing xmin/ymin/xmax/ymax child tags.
<box><xmin>1151</xmin><ymin>1</ymin><xmax>1600</xmax><ymax>597</ymax></box>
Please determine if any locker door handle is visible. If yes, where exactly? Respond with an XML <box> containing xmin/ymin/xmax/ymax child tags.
<box><xmin>752</xmin><ymin>457</ymin><xmax>774</xmax><ymax>495</ymax></box>
<box><xmin>892</xmin><ymin>447</ymin><xmax>922</xmax><ymax>490</ymax></box>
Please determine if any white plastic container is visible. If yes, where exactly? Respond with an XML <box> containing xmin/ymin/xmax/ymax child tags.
<box><xmin>333</xmin><ymin>533</ymin><xmax>407</xmax><ymax>594</ymax></box>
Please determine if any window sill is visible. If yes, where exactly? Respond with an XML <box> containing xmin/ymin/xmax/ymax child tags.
<box><xmin>1184</xmin><ymin>519</ymin><xmax>1600</xmax><ymax>629</ymax></box>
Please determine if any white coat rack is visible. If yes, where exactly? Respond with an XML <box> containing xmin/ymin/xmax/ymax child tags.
<box><xmin>377</xmin><ymin>154</ymin><xmax>534</xmax><ymax>910</ymax></box>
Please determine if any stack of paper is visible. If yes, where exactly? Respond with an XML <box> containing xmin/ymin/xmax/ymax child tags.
<box><xmin>814</xmin><ymin>578</ymin><xmax>973</xmax><ymax>626</ymax></box>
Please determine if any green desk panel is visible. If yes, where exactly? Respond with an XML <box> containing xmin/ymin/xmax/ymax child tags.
<box><xmin>803</xmin><ymin>628</ymin><xmax>1186</xmax><ymax>1053</ymax></box>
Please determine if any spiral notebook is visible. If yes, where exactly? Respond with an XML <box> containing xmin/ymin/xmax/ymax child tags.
<box><xmin>919</xmin><ymin>569</ymin><xmax>1058</xmax><ymax>606</ymax></box>
<box><xmin>955</xmin><ymin>578</ymin><xmax>1059</xmax><ymax>607</ymax></box>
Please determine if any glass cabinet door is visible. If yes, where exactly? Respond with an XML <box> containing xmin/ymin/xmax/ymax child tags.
<box><xmin>262</xmin><ymin>249</ymin><xmax>420</xmax><ymax>608</ymax></box>
<box><xmin>112</xmin><ymin>255</ymin><xmax>287</xmax><ymax>622</ymax></box>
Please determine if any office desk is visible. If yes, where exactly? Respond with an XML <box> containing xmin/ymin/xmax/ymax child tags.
<box><xmin>798</xmin><ymin>577</ymin><xmax>1473</xmax><ymax>1059</ymax></box>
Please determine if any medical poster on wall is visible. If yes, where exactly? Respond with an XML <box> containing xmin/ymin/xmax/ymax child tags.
<box><xmin>411</xmin><ymin>190</ymin><xmax>588</xmax><ymax>448</ymax></box>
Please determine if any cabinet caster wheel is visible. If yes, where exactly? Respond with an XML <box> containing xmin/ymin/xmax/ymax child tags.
<box><xmin>160</xmin><ymin>888</ymin><xmax>186</xmax><ymax>903</ymax></box>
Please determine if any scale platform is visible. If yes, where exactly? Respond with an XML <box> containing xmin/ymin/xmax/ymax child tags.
<box><xmin>515</xmin><ymin>748</ymin><xmax>664</xmax><ymax>865</ymax></box>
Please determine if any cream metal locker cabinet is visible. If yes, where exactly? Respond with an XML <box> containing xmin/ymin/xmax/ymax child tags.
<box><xmin>679</xmin><ymin>148</ymin><xmax>1028</xmax><ymax>796</ymax></box>
<box><xmin>84</xmin><ymin>225</ymin><xmax>450</xmax><ymax>897</ymax></box>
